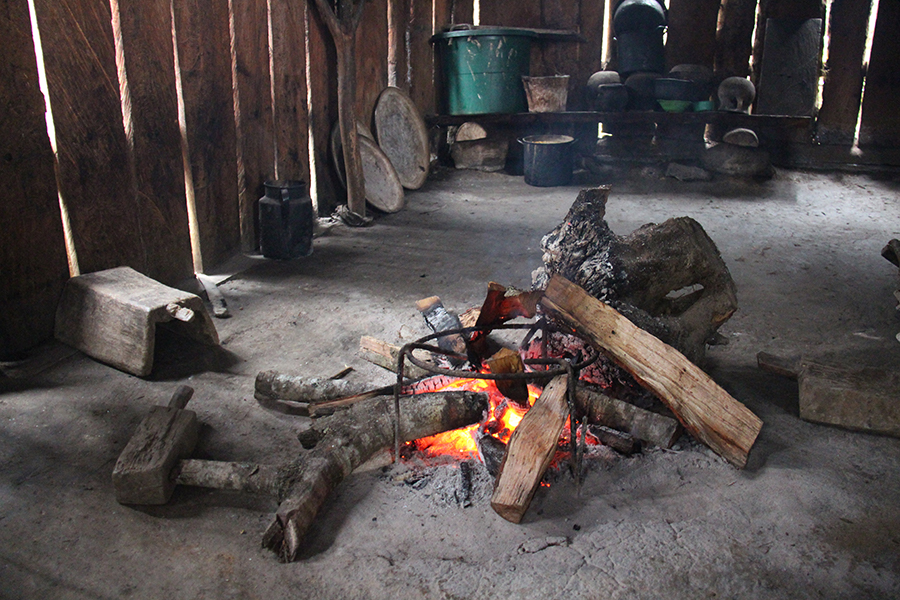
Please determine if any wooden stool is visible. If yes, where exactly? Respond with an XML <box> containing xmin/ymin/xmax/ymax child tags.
<box><xmin>55</xmin><ymin>267</ymin><xmax>219</xmax><ymax>377</ymax></box>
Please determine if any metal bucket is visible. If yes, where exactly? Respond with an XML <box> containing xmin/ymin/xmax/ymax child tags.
<box><xmin>521</xmin><ymin>135</ymin><xmax>575</xmax><ymax>187</ymax></box>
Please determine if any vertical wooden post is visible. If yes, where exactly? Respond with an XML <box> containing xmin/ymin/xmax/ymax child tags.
<box><xmin>232</xmin><ymin>0</ymin><xmax>276</xmax><ymax>250</ymax></box>
<box><xmin>0</xmin><ymin>0</ymin><xmax>69</xmax><ymax>357</ymax></box>
<box><xmin>173</xmin><ymin>0</ymin><xmax>241</xmax><ymax>269</ymax></box>
<box><xmin>815</xmin><ymin>0</ymin><xmax>871</xmax><ymax>145</ymax></box>
<box><xmin>666</xmin><ymin>0</ymin><xmax>721</xmax><ymax>71</ymax></box>
<box><xmin>715</xmin><ymin>0</ymin><xmax>758</xmax><ymax>78</ymax></box>
<box><xmin>117</xmin><ymin>0</ymin><xmax>195</xmax><ymax>284</ymax></box>
<box><xmin>307</xmin><ymin>0</ymin><xmax>341</xmax><ymax>215</ymax></box>
<box><xmin>354</xmin><ymin>0</ymin><xmax>389</xmax><ymax>125</ymax></box>
<box><xmin>408</xmin><ymin>0</ymin><xmax>435</xmax><ymax>116</ymax></box>
<box><xmin>858</xmin><ymin>0</ymin><xmax>900</xmax><ymax>148</ymax></box>
<box><xmin>271</xmin><ymin>0</ymin><xmax>311</xmax><ymax>185</ymax></box>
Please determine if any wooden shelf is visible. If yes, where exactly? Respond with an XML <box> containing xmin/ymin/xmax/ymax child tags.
<box><xmin>426</xmin><ymin>111</ymin><xmax>812</xmax><ymax>130</ymax></box>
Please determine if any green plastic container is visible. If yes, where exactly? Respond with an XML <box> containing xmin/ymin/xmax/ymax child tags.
<box><xmin>432</xmin><ymin>27</ymin><xmax>537</xmax><ymax>115</ymax></box>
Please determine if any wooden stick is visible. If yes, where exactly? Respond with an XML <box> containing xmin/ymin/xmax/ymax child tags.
<box><xmin>358</xmin><ymin>335</ymin><xmax>433</xmax><ymax>379</ymax></box>
<box><xmin>491</xmin><ymin>375</ymin><xmax>569</xmax><ymax>523</ymax></box>
<box><xmin>542</xmin><ymin>274</ymin><xmax>762</xmax><ymax>468</ymax></box>
<box><xmin>575</xmin><ymin>383</ymin><xmax>681</xmax><ymax>448</ymax></box>
<box><xmin>263</xmin><ymin>390</ymin><xmax>489</xmax><ymax>562</ymax></box>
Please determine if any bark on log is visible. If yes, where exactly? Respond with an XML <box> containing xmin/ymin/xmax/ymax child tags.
<box><xmin>263</xmin><ymin>390</ymin><xmax>488</xmax><ymax>561</ymax></box>
<box><xmin>576</xmin><ymin>383</ymin><xmax>681</xmax><ymax>448</ymax></box>
<box><xmin>532</xmin><ymin>186</ymin><xmax>738</xmax><ymax>364</ymax></box>
<box><xmin>175</xmin><ymin>459</ymin><xmax>281</xmax><ymax>496</ymax></box>
<box><xmin>491</xmin><ymin>375</ymin><xmax>569</xmax><ymax>523</ymax></box>
<box><xmin>542</xmin><ymin>275</ymin><xmax>762</xmax><ymax>468</ymax></box>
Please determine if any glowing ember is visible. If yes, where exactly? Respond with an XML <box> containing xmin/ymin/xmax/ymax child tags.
<box><xmin>410</xmin><ymin>374</ymin><xmax>540</xmax><ymax>459</ymax></box>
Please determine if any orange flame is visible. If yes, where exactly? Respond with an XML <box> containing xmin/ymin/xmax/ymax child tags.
<box><xmin>411</xmin><ymin>375</ymin><xmax>541</xmax><ymax>459</ymax></box>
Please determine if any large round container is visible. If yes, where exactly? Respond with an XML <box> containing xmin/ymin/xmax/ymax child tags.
<box><xmin>259</xmin><ymin>179</ymin><xmax>313</xmax><ymax>260</ymax></box>
<box><xmin>432</xmin><ymin>27</ymin><xmax>537</xmax><ymax>115</ymax></box>
<box><xmin>521</xmin><ymin>135</ymin><xmax>575</xmax><ymax>187</ymax></box>
<box><xmin>616</xmin><ymin>26</ymin><xmax>666</xmax><ymax>76</ymax></box>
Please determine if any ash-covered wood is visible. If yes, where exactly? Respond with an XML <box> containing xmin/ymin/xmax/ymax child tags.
<box><xmin>532</xmin><ymin>186</ymin><xmax>738</xmax><ymax>364</ymax></box>
<box><xmin>263</xmin><ymin>390</ymin><xmax>488</xmax><ymax>562</ymax></box>
<box><xmin>576</xmin><ymin>383</ymin><xmax>681</xmax><ymax>449</ymax></box>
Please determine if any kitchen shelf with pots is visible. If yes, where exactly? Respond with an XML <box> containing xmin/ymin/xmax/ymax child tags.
<box><xmin>425</xmin><ymin>111</ymin><xmax>812</xmax><ymax>132</ymax></box>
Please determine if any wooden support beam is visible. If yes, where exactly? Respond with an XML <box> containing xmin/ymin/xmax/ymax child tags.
<box><xmin>542</xmin><ymin>275</ymin><xmax>762</xmax><ymax>468</ymax></box>
<box><xmin>491</xmin><ymin>375</ymin><xmax>569</xmax><ymax>523</ymax></box>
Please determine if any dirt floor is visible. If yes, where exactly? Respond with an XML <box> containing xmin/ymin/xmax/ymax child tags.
<box><xmin>2</xmin><ymin>166</ymin><xmax>900</xmax><ymax>599</ymax></box>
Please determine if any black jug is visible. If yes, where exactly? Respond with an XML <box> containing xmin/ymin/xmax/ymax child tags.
<box><xmin>259</xmin><ymin>180</ymin><xmax>313</xmax><ymax>260</ymax></box>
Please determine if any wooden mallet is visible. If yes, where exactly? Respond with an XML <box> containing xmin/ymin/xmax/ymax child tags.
<box><xmin>113</xmin><ymin>385</ymin><xmax>198</xmax><ymax>505</ymax></box>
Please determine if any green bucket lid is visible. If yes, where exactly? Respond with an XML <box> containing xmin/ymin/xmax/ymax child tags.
<box><xmin>431</xmin><ymin>26</ymin><xmax>539</xmax><ymax>42</ymax></box>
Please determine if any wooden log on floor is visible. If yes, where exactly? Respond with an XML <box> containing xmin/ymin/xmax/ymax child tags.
<box><xmin>263</xmin><ymin>390</ymin><xmax>489</xmax><ymax>562</ymax></box>
<box><xmin>576</xmin><ymin>383</ymin><xmax>681</xmax><ymax>448</ymax></box>
<box><xmin>758</xmin><ymin>352</ymin><xmax>900</xmax><ymax>438</ymax></box>
<box><xmin>490</xmin><ymin>375</ymin><xmax>569</xmax><ymax>524</ymax></box>
<box><xmin>542</xmin><ymin>275</ymin><xmax>762</xmax><ymax>468</ymax></box>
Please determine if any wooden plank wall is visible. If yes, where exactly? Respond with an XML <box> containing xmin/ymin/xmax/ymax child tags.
<box><xmin>0</xmin><ymin>0</ymin><xmax>69</xmax><ymax>358</ymax></box>
<box><xmin>858</xmin><ymin>0</ymin><xmax>900</xmax><ymax>148</ymax></box>
<box><xmin>232</xmin><ymin>0</ymin><xmax>276</xmax><ymax>251</ymax></box>
<box><xmin>6</xmin><ymin>0</ymin><xmax>900</xmax><ymax>356</ymax></box>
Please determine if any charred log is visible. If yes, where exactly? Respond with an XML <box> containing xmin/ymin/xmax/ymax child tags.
<box><xmin>532</xmin><ymin>186</ymin><xmax>738</xmax><ymax>364</ymax></box>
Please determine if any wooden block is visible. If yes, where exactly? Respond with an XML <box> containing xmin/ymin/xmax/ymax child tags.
<box><xmin>358</xmin><ymin>335</ymin><xmax>433</xmax><ymax>379</ymax></box>
<box><xmin>55</xmin><ymin>267</ymin><xmax>219</xmax><ymax>377</ymax></box>
<box><xmin>485</xmin><ymin>347</ymin><xmax>529</xmax><ymax>405</ymax></box>
<box><xmin>491</xmin><ymin>375</ymin><xmax>569</xmax><ymax>523</ymax></box>
<box><xmin>798</xmin><ymin>362</ymin><xmax>900</xmax><ymax>438</ymax></box>
<box><xmin>113</xmin><ymin>405</ymin><xmax>198</xmax><ymax>505</ymax></box>
<box><xmin>542</xmin><ymin>274</ymin><xmax>762</xmax><ymax>468</ymax></box>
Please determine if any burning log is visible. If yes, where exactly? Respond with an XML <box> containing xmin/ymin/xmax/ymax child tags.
<box><xmin>477</xmin><ymin>433</ymin><xmax>507</xmax><ymax>478</ymax></box>
<box><xmin>532</xmin><ymin>186</ymin><xmax>737</xmax><ymax>364</ymax></box>
<box><xmin>491</xmin><ymin>375</ymin><xmax>569</xmax><ymax>523</ymax></box>
<box><xmin>542</xmin><ymin>275</ymin><xmax>762</xmax><ymax>468</ymax></box>
<box><xmin>263</xmin><ymin>390</ymin><xmax>488</xmax><ymax>561</ymax></box>
<box><xmin>575</xmin><ymin>383</ymin><xmax>681</xmax><ymax>448</ymax></box>
<box><xmin>588</xmin><ymin>425</ymin><xmax>639</xmax><ymax>455</ymax></box>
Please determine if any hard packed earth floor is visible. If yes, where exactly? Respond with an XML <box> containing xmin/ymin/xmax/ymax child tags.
<box><xmin>2</xmin><ymin>167</ymin><xmax>900</xmax><ymax>599</ymax></box>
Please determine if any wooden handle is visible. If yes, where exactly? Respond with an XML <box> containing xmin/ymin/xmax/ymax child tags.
<box><xmin>168</xmin><ymin>385</ymin><xmax>195</xmax><ymax>410</ymax></box>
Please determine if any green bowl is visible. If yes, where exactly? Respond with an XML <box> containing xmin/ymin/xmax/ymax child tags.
<box><xmin>693</xmin><ymin>100</ymin><xmax>715</xmax><ymax>112</ymax></box>
<box><xmin>658</xmin><ymin>99</ymin><xmax>692</xmax><ymax>113</ymax></box>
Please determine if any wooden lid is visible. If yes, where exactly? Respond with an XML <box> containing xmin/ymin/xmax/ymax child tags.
<box><xmin>374</xmin><ymin>87</ymin><xmax>430</xmax><ymax>190</ymax></box>
<box><xmin>359</xmin><ymin>136</ymin><xmax>405</xmax><ymax>213</ymax></box>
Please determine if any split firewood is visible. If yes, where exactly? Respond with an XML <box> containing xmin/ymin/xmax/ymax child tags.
<box><xmin>758</xmin><ymin>352</ymin><xmax>900</xmax><ymax>438</ymax></box>
<box><xmin>474</xmin><ymin>282</ymin><xmax>542</xmax><ymax>330</ymax></box>
<box><xmin>263</xmin><ymin>390</ymin><xmax>489</xmax><ymax>561</ymax></box>
<box><xmin>542</xmin><ymin>275</ymin><xmax>762</xmax><ymax>468</ymax></box>
<box><xmin>576</xmin><ymin>383</ymin><xmax>681</xmax><ymax>448</ymax></box>
<box><xmin>485</xmin><ymin>347</ymin><xmax>529</xmax><ymax>406</ymax></box>
<box><xmin>532</xmin><ymin>186</ymin><xmax>737</xmax><ymax>364</ymax></box>
<box><xmin>491</xmin><ymin>375</ymin><xmax>569</xmax><ymax>523</ymax></box>
<box><xmin>358</xmin><ymin>335</ymin><xmax>433</xmax><ymax>379</ymax></box>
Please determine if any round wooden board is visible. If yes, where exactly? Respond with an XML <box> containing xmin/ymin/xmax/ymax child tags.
<box><xmin>329</xmin><ymin>121</ymin><xmax>375</xmax><ymax>189</ymax></box>
<box><xmin>359</xmin><ymin>136</ymin><xmax>405</xmax><ymax>213</ymax></box>
<box><xmin>374</xmin><ymin>87</ymin><xmax>430</xmax><ymax>190</ymax></box>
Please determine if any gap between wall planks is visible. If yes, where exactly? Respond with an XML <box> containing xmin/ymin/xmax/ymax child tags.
<box><xmin>232</xmin><ymin>0</ymin><xmax>275</xmax><ymax>252</ymax></box>
<box><xmin>117</xmin><ymin>0</ymin><xmax>194</xmax><ymax>284</ymax></box>
<box><xmin>0</xmin><ymin>0</ymin><xmax>69</xmax><ymax>358</ymax></box>
<box><xmin>31</xmin><ymin>0</ymin><xmax>147</xmax><ymax>278</ymax></box>
<box><xmin>858</xmin><ymin>0</ymin><xmax>900</xmax><ymax>148</ymax></box>
<box><xmin>815</xmin><ymin>0</ymin><xmax>870</xmax><ymax>145</ymax></box>
<box><xmin>173</xmin><ymin>0</ymin><xmax>241</xmax><ymax>271</ymax></box>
